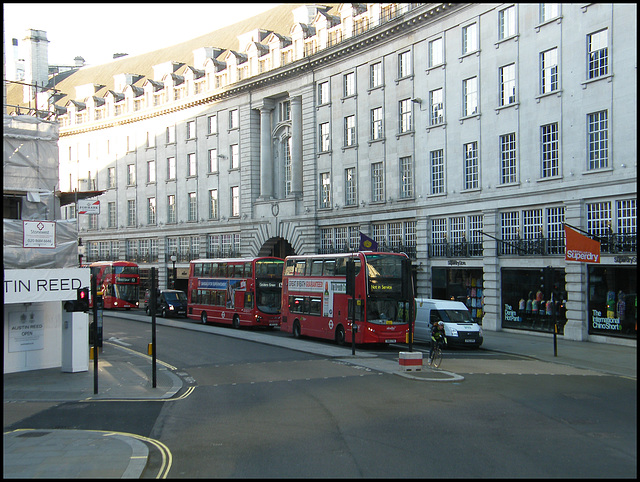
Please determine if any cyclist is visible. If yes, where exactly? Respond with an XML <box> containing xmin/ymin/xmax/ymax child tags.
<box><xmin>429</xmin><ymin>320</ymin><xmax>445</xmax><ymax>362</ymax></box>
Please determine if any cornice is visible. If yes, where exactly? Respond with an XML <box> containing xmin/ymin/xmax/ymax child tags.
<box><xmin>59</xmin><ymin>3</ymin><xmax>460</xmax><ymax>138</ymax></box>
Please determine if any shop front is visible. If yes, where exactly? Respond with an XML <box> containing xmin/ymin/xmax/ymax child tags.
<box><xmin>501</xmin><ymin>268</ymin><xmax>567</xmax><ymax>334</ymax></box>
<box><xmin>431</xmin><ymin>265</ymin><xmax>484</xmax><ymax>325</ymax></box>
<box><xmin>588</xmin><ymin>264</ymin><xmax>637</xmax><ymax>339</ymax></box>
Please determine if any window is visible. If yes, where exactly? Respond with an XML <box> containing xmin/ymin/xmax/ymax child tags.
<box><xmin>429</xmin><ymin>88</ymin><xmax>443</xmax><ymax>125</ymax></box>
<box><xmin>546</xmin><ymin>207</ymin><xmax>565</xmax><ymax>254</ymax></box>
<box><xmin>229</xmin><ymin>109</ymin><xmax>239</xmax><ymax>129</ymax></box>
<box><xmin>399</xmin><ymin>156</ymin><xmax>413</xmax><ymax>199</ymax></box>
<box><xmin>344</xmin><ymin>115</ymin><xmax>356</xmax><ymax>147</ymax></box>
<box><xmin>108</xmin><ymin>167</ymin><xmax>116</xmax><ymax>189</ymax></box>
<box><xmin>127</xmin><ymin>199</ymin><xmax>136</xmax><ymax>227</ymax></box>
<box><xmin>147</xmin><ymin>197</ymin><xmax>156</xmax><ymax>225</ymax></box>
<box><xmin>399</xmin><ymin>99</ymin><xmax>412</xmax><ymax>133</ymax></box>
<box><xmin>167</xmin><ymin>157</ymin><xmax>176</xmax><ymax>180</ymax></box>
<box><xmin>540</xmin><ymin>3</ymin><xmax>559</xmax><ymax>22</ymax></box>
<box><xmin>320</xmin><ymin>122</ymin><xmax>330</xmax><ymax>151</ymax></box>
<box><xmin>500</xmin><ymin>133</ymin><xmax>517</xmax><ymax>184</ymax></box>
<box><xmin>498</xmin><ymin>5</ymin><xmax>516</xmax><ymax>40</ymax></box>
<box><xmin>343</xmin><ymin>72</ymin><xmax>355</xmax><ymax>97</ymax></box>
<box><xmin>371</xmin><ymin>107</ymin><xmax>383</xmax><ymax>140</ymax></box>
<box><xmin>431</xmin><ymin>218</ymin><xmax>447</xmax><ymax>256</ymax></box>
<box><xmin>463</xmin><ymin>77</ymin><xmax>478</xmax><ymax>116</ymax></box>
<box><xmin>430</xmin><ymin>149</ymin><xmax>445</xmax><ymax>195</ymax></box>
<box><xmin>188</xmin><ymin>192</ymin><xmax>197</xmax><ymax>221</ymax></box>
<box><xmin>167</xmin><ymin>195</ymin><xmax>176</xmax><ymax>223</ymax></box>
<box><xmin>462</xmin><ymin>23</ymin><xmax>478</xmax><ymax>54</ymax></box>
<box><xmin>463</xmin><ymin>141</ymin><xmax>479</xmax><ymax>190</ymax></box>
<box><xmin>370</xmin><ymin>62</ymin><xmax>382</xmax><ymax>88</ymax></box>
<box><xmin>127</xmin><ymin>164</ymin><xmax>136</xmax><ymax>186</ymax></box>
<box><xmin>166</xmin><ymin>125</ymin><xmax>175</xmax><ymax>143</ymax></box>
<box><xmin>231</xmin><ymin>187</ymin><xmax>240</xmax><ymax>217</ymax></box>
<box><xmin>320</xmin><ymin>173</ymin><xmax>331</xmax><ymax>208</ymax></box>
<box><xmin>586</xmin><ymin>201</ymin><xmax>611</xmax><ymax>238</ymax></box>
<box><xmin>187</xmin><ymin>153</ymin><xmax>196</xmax><ymax>176</ymax></box>
<box><xmin>318</xmin><ymin>81</ymin><xmax>329</xmax><ymax>104</ymax></box>
<box><xmin>501</xmin><ymin>211</ymin><xmax>520</xmax><ymax>254</ymax></box>
<box><xmin>209</xmin><ymin>189</ymin><xmax>218</xmax><ymax>219</ymax></box>
<box><xmin>108</xmin><ymin>202</ymin><xmax>116</xmax><ymax>228</ymax></box>
<box><xmin>541</xmin><ymin>123</ymin><xmax>559</xmax><ymax>178</ymax></box>
<box><xmin>208</xmin><ymin>115</ymin><xmax>217</xmax><ymax>134</ymax></box>
<box><xmin>372</xmin><ymin>162</ymin><xmax>384</xmax><ymax>202</ymax></box>
<box><xmin>428</xmin><ymin>38</ymin><xmax>443</xmax><ymax>67</ymax></box>
<box><xmin>279</xmin><ymin>100</ymin><xmax>290</xmax><ymax>122</ymax></box>
<box><xmin>283</xmin><ymin>136</ymin><xmax>292</xmax><ymax>196</ymax></box>
<box><xmin>345</xmin><ymin>167</ymin><xmax>357</xmax><ymax>206</ymax></box>
<box><xmin>230</xmin><ymin>144</ymin><xmax>239</xmax><ymax>169</ymax></box>
<box><xmin>187</xmin><ymin>120</ymin><xmax>196</xmax><ymax>139</ymax></box>
<box><xmin>617</xmin><ymin>199</ymin><xmax>637</xmax><ymax>235</ymax></box>
<box><xmin>398</xmin><ymin>50</ymin><xmax>412</xmax><ymax>78</ymax></box>
<box><xmin>208</xmin><ymin>149</ymin><xmax>218</xmax><ymax>173</ymax></box>
<box><xmin>499</xmin><ymin>63</ymin><xmax>516</xmax><ymax>106</ymax></box>
<box><xmin>588</xmin><ymin>110</ymin><xmax>608</xmax><ymax>170</ymax></box>
<box><xmin>541</xmin><ymin>48</ymin><xmax>558</xmax><ymax>94</ymax></box>
<box><xmin>146</xmin><ymin>131</ymin><xmax>155</xmax><ymax>148</ymax></box>
<box><xmin>147</xmin><ymin>160</ymin><xmax>156</xmax><ymax>183</ymax></box>
<box><xmin>522</xmin><ymin>209</ymin><xmax>543</xmax><ymax>241</ymax></box>
<box><xmin>587</xmin><ymin>29</ymin><xmax>608</xmax><ymax>79</ymax></box>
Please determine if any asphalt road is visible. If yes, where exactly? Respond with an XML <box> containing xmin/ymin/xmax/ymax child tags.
<box><xmin>8</xmin><ymin>314</ymin><xmax>637</xmax><ymax>478</ymax></box>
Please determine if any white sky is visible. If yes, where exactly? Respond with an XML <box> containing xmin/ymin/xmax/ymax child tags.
<box><xmin>3</xmin><ymin>3</ymin><xmax>280</xmax><ymax>67</ymax></box>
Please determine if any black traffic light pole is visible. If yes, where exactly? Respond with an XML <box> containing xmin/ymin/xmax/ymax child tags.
<box><xmin>346</xmin><ymin>259</ymin><xmax>357</xmax><ymax>356</ymax></box>
<box><xmin>91</xmin><ymin>274</ymin><xmax>98</xmax><ymax>394</ymax></box>
<box><xmin>150</xmin><ymin>268</ymin><xmax>157</xmax><ymax>388</ymax></box>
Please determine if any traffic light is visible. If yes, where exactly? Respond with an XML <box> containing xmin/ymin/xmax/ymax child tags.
<box><xmin>64</xmin><ymin>287</ymin><xmax>90</xmax><ymax>312</ymax></box>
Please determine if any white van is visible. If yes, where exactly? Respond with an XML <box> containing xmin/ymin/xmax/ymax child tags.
<box><xmin>413</xmin><ymin>298</ymin><xmax>483</xmax><ymax>347</ymax></box>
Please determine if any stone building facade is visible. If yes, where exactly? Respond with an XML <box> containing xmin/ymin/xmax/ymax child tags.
<box><xmin>49</xmin><ymin>4</ymin><xmax>635</xmax><ymax>344</ymax></box>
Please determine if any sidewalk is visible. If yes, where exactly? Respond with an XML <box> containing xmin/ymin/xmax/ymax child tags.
<box><xmin>4</xmin><ymin>316</ymin><xmax>636</xmax><ymax>478</ymax></box>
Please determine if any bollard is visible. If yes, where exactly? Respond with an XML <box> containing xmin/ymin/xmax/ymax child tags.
<box><xmin>399</xmin><ymin>351</ymin><xmax>423</xmax><ymax>371</ymax></box>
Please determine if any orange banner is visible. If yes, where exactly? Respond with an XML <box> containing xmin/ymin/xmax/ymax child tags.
<box><xmin>564</xmin><ymin>225</ymin><xmax>600</xmax><ymax>263</ymax></box>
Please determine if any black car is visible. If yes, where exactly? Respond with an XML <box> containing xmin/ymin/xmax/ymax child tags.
<box><xmin>145</xmin><ymin>289</ymin><xmax>188</xmax><ymax>318</ymax></box>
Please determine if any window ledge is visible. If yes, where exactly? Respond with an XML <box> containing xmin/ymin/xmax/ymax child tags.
<box><xmin>583</xmin><ymin>167</ymin><xmax>613</xmax><ymax>175</ymax></box>
<box><xmin>535</xmin><ymin>15</ymin><xmax>562</xmax><ymax>32</ymax></box>
<box><xmin>581</xmin><ymin>74</ymin><xmax>613</xmax><ymax>89</ymax></box>
<box><xmin>496</xmin><ymin>181</ymin><xmax>520</xmax><ymax>189</ymax></box>
<box><xmin>425</xmin><ymin>63</ymin><xmax>445</xmax><ymax>75</ymax></box>
<box><xmin>368</xmin><ymin>137</ymin><xmax>386</xmax><ymax>146</ymax></box>
<box><xmin>427</xmin><ymin>122</ymin><xmax>446</xmax><ymax>133</ymax></box>
<box><xmin>495</xmin><ymin>102</ymin><xmax>519</xmax><ymax>113</ymax></box>
<box><xmin>459</xmin><ymin>49</ymin><xmax>480</xmax><ymax>62</ymax></box>
<box><xmin>495</xmin><ymin>34</ymin><xmax>519</xmax><ymax>49</ymax></box>
<box><xmin>535</xmin><ymin>90</ymin><xmax>562</xmax><ymax>102</ymax></box>
<box><xmin>395</xmin><ymin>74</ymin><xmax>414</xmax><ymax>85</ymax></box>
<box><xmin>459</xmin><ymin>113</ymin><xmax>480</xmax><ymax>124</ymax></box>
<box><xmin>396</xmin><ymin>130</ymin><xmax>415</xmax><ymax>140</ymax></box>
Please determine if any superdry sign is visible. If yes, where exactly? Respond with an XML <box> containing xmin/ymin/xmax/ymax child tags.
<box><xmin>564</xmin><ymin>225</ymin><xmax>600</xmax><ymax>263</ymax></box>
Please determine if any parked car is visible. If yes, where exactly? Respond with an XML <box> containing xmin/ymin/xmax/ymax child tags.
<box><xmin>413</xmin><ymin>298</ymin><xmax>483</xmax><ymax>347</ymax></box>
<box><xmin>145</xmin><ymin>289</ymin><xmax>188</xmax><ymax>318</ymax></box>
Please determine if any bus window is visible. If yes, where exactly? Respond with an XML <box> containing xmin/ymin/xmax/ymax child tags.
<box><xmin>310</xmin><ymin>259</ymin><xmax>323</xmax><ymax>276</ymax></box>
<box><xmin>323</xmin><ymin>259</ymin><xmax>336</xmax><ymax>276</ymax></box>
<box><xmin>245</xmin><ymin>292</ymin><xmax>254</xmax><ymax>309</ymax></box>
<box><xmin>294</xmin><ymin>260</ymin><xmax>307</xmax><ymax>276</ymax></box>
<box><xmin>309</xmin><ymin>297</ymin><xmax>322</xmax><ymax>315</ymax></box>
<box><xmin>244</xmin><ymin>262</ymin><xmax>252</xmax><ymax>277</ymax></box>
<box><xmin>202</xmin><ymin>263</ymin><xmax>212</xmax><ymax>276</ymax></box>
<box><xmin>193</xmin><ymin>263</ymin><xmax>202</xmax><ymax>277</ymax></box>
<box><xmin>284</xmin><ymin>260</ymin><xmax>295</xmax><ymax>276</ymax></box>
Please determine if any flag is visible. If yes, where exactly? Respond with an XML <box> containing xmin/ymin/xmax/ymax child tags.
<box><xmin>359</xmin><ymin>232</ymin><xmax>378</xmax><ymax>251</ymax></box>
<box><xmin>564</xmin><ymin>225</ymin><xmax>600</xmax><ymax>263</ymax></box>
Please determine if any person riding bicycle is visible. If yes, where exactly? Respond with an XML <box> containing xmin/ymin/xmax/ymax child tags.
<box><xmin>429</xmin><ymin>320</ymin><xmax>445</xmax><ymax>362</ymax></box>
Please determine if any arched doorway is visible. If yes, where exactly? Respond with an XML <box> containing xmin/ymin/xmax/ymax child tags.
<box><xmin>259</xmin><ymin>237</ymin><xmax>295</xmax><ymax>258</ymax></box>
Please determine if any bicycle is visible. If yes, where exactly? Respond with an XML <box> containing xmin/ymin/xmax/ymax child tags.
<box><xmin>428</xmin><ymin>337</ymin><xmax>444</xmax><ymax>368</ymax></box>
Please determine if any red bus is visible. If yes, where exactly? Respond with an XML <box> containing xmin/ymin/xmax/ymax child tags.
<box><xmin>89</xmin><ymin>261</ymin><xmax>140</xmax><ymax>309</ymax></box>
<box><xmin>281</xmin><ymin>252</ymin><xmax>413</xmax><ymax>345</ymax></box>
<box><xmin>187</xmin><ymin>257</ymin><xmax>284</xmax><ymax>328</ymax></box>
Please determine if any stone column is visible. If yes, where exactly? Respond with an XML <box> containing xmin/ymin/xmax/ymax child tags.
<box><xmin>290</xmin><ymin>95</ymin><xmax>303</xmax><ymax>196</ymax></box>
<box><xmin>481</xmin><ymin>209</ymin><xmax>500</xmax><ymax>331</ymax></box>
<box><xmin>563</xmin><ymin>200</ymin><xmax>589</xmax><ymax>341</ymax></box>
<box><xmin>259</xmin><ymin>100</ymin><xmax>274</xmax><ymax>199</ymax></box>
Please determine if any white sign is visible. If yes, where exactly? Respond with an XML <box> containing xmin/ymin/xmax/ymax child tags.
<box><xmin>23</xmin><ymin>221</ymin><xmax>56</xmax><ymax>248</ymax></box>
<box><xmin>8</xmin><ymin>310</ymin><xmax>45</xmax><ymax>352</ymax></box>
<box><xmin>3</xmin><ymin>268</ymin><xmax>90</xmax><ymax>304</ymax></box>
<box><xmin>78</xmin><ymin>199</ymin><xmax>100</xmax><ymax>214</ymax></box>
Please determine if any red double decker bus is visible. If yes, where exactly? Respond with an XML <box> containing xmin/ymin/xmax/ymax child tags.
<box><xmin>281</xmin><ymin>251</ymin><xmax>413</xmax><ymax>345</ymax></box>
<box><xmin>89</xmin><ymin>261</ymin><xmax>140</xmax><ymax>309</ymax></box>
<box><xmin>187</xmin><ymin>257</ymin><xmax>284</xmax><ymax>328</ymax></box>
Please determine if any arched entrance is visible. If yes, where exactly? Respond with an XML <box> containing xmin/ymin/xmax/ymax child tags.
<box><xmin>259</xmin><ymin>237</ymin><xmax>295</xmax><ymax>258</ymax></box>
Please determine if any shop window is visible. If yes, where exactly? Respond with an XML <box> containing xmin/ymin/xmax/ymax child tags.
<box><xmin>502</xmin><ymin>268</ymin><xmax>566</xmax><ymax>333</ymax></box>
<box><xmin>431</xmin><ymin>268</ymin><xmax>483</xmax><ymax>325</ymax></box>
<box><xmin>588</xmin><ymin>266</ymin><xmax>637</xmax><ymax>338</ymax></box>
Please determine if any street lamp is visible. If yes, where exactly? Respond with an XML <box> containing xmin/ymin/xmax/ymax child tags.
<box><xmin>170</xmin><ymin>254</ymin><xmax>177</xmax><ymax>289</ymax></box>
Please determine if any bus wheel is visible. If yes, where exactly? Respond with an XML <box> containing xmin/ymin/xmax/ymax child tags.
<box><xmin>335</xmin><ymin>325</ymin><xmax>346</xmax><ymax>346</ymax></box>
<box><xmin>232</xmin><ymin>315</ymin><xmax>240</xmax><ymax>329</ymax></box>
<box><xmin>201</xmin><ymin>312</ymin><xmax>207</xmax><ymax>324</ymax></box>
<box><xmin>292</xmin><ymin>320</ymin><xmax>301</xmax><ymax>338</ymax></box>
